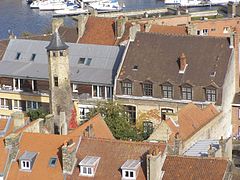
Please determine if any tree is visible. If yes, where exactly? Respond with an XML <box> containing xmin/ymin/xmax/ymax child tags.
<box><xmin>88</xmin><ymin>101</ymin><xmax>143</xmax><ymax>141</ymax></box>
<box><xmin>27</xmin><ymin>108</ymin><xmax>48</xmax><ymax>121</ymax></box>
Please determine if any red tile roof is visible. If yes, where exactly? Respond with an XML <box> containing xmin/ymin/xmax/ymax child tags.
<box><xmin>149</xmin><ymin>25</ymin><xmax>187</xmax><ymax>35</ymax></box>
<box><xmin>0</xmin><ymin>39</ymin><xmax>9</xmax><ymax>60</ymax></box>
<box><xmin>162</xmin><ymin>156</ymin><xmax>228</xmax><ymax>180</ymax></box>
<box><xmin>69</xmin><ymin>113</ymin><xmax>115</xmax><ymax>139</ymax></box>
<box><xmin>178</xmin><ymin>103</ymin><xmax>219</xmax><ymax>141</ymax></box>
<box><xmin>0</xmin><ymin>137</ymin><xmax>8</xmax><ymax>172</ymax></box>
<box><xmin>79</xmin><ymin>16</ymin><xmax>116</xmax><ymax>45</ymax></box>
<box><xmin>69</xmin><ymin>137</ymin><xmax>166</xmax><ymax>180</ymax></box>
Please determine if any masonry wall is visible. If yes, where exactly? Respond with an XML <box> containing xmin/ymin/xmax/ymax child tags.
<box><xmin>232</xmin><ymin>106</ymin><xmax>240</xmax><ymax>136</ymax></box>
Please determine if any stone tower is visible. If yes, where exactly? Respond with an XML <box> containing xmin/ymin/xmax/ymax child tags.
<box><xmin>46</xmin><ymin>29</ymin><xmax>73</xmax><ymax>135</ymax></box>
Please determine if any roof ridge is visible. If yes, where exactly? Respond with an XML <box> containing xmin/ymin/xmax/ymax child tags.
<box><xmin>167</xmin><ymin>155</ymin><xmax>228</xmax><ymax>161</ymax></box>
<box><xmin>138</xmin><ymin>31</ymin><xmax>229</xmax><ymax>40</ymax></box>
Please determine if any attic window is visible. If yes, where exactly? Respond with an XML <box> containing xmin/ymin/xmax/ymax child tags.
<box><xmin>121</xmin><ymin>159</ymin><xmax>141</xmax><ymax>180</ymax></box>
<box><xmin>16</xmin><ymin>52</ymin><xmax>21</xmax><ymax>60</ymax></box>
<box><xmin>78</xmin><ymin>58</ymin><xmax>92</xmax><ymax>65</ymax></box>
<box><xmin>210</xmin><ymin>71</ymin><xmax>216</xmax><ymax>77</ymax></box>
<box><xmin>31</xmin><ymin>54</ymin><xmax>36</xmax><ymax>61</ymax></box>
<box><xmin>132</xmin><ymin>65</ymin><xmax>138</xmax><ymax>71</ymax></box>
<box><xmin>78</xmin><ymin>58</ymin><xmax>85</xmax><ymax>64</ymax></box>
<box><xmin>79</xmin><ymin>156</ymin><xmax>100</xmax><ymax>177</ymax></box>
<box><xmin>49</xmin><ymin>157</ymin><xmax>57</xmax><ymax>168</ymax></box>
<box><xmin>19</xmin><ymin>151</ymin><xmax>38</xmax><ymax>172</ymax></box>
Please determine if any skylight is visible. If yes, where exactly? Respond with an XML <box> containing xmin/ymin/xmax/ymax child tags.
<box><xmin>85</xmin><ymin>58</ymin><xmax>92</xmax><ymax>66</ymax></box>
<box><xmin>78</xmin><ymin>58</ymin><xmax>85</xmax><ymax>64</ymax></box>
<box><xmin>49</xmin><ymin>157</ymin><xmax>57</xmax><ymax>167</ymax></box>
<box><xmin>78</xmin><ymin>58</ymin><xmax>92</xmax><ymax>66</ymax></box>
<box><xmin>16</xmin><ymin>52</ymin><xmax>21</xmax><ymax>60</ymax></box>
<box><xmin>31</xmin><ymin>53</ymin><xmax>36</xmax><ymax>61</ymax></box>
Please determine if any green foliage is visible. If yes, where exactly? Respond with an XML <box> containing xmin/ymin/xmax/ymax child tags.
<box><xmin>88</xmin><ymin>101</ymin><xmax>143</xmax><ymax>141</ymax></box>
<box><xmin>27</xmin><ymin>108</ymin><xmax>48</xmax><ymax>121</ymax></box>
<box><xmin>21</xmin><ymin>31</ymin><xmax>32</xmax><ymax>37</ymax></box>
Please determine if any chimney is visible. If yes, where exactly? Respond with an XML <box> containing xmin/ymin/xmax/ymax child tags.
<box><xmin>144</xmin><ymin>23</ymin><xmax>152</xmax><ymax>32</ymax></box>
<box><xmin>77</xmin><ymin>15</ymin><xmax>88</xmax><ymax>39</ymax></box>
<box><xmin>187</xmin><ymin>23</ymin><xmax>197</xmax><ymax>35</ymax></box>
<box><xmin>179</xmin><ymin>53</ymin><xmax>188</xmax><ymax>74</ymax></box>
<box><xmin>12</xmin><ymin>111</ymin><xmax>26</xmax><ymax>131</ymax></box>
<box><xmin>228</xmin><ymin>1</ymin><xmax>237</xmax><ymax>18</ymax></box>
<box><xmin>129</xmin><ymin>23</ymin><xmax>141</xmax><ymax>41</ymax></box>
<box><xmin>62</xmin><ymin>139</ymin><xmax>78</xmax><ymax>174</ymax></box>
<box><xmin>115</xmin><ymin>16</ymin><xmax>126</xmax><ymax>39</ymax></box>
<box><xmin>219</xmin><ymin>136</ymin><xmax>226</xmax><ymax>157</ymax></box>
<box><xmin>173</xmin><ymin>132</ymin><xmax>182</xmax><ymax>155</ymax></box>
<box><xmin>59</xmin><ymin>111</ymin><xmax>68</xmax><ymax>135</ymax></box>
<box><xmin>8</xmin><ymin>29</ymin><xmax>16</xmax><ymax>39</ymax></box>
<box><xmin>233</xmin><ymin>24</ymin><xmax>240</xmax><ymax>92</ymax></box>
<box><xmin>4</xmin><ymin>133</ymin><xmax>21</xmax><ymax>160</ymax></box>
<box><xmin>147</xmin><ymin>146</ymin><xmax>166</xmax><ymax>180</ymax></box>
<box><xmin>207</xmin><ymin>144</ymin><xmax>216</xmax><ymax>157</ymax></box>
<box><xmin>51</xmin><ymin>18</ymin><xmax>64</xmax><ymax>34</ymax></box>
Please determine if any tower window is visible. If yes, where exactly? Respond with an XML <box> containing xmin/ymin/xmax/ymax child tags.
<box><xmin>31</xmin><ymin>54</ymin><xmax>36</xmax><ymax>61</ymax></box>
<box><xmin>60</xmin><ymin>51</ymin><xmax>64</xmax><ymax>56</ymax></box>
<box><xmin>16</xmin><ymin>52</ymin><xmax>21</xmax><ymax>60</ymax></box>
<box><xmin>53</xmin><ymin>52</ymin><xmax>57</xmax><ymax>57</ymax></box>
<box><xmin>54</xmin><ymin>77</ymin><xmax>58</xmax><ymax>87</ymax></box>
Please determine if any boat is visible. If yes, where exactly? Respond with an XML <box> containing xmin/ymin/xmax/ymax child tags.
<box><xmin>26</xmin><ymin>0</ymin><xmax>33</xmax><ymax>4</ymax></box>
<box><xmin>89</xmin><ymin>0</ymin><xmax>122</xmax><ymax>12</ymax></box>
<box><xmin>30</xmin><ymin>0</ymin><xmax>41</xmax><ymax>8</ymax></box>
<box><xmin>164</xmin><ymin>0</ymin><xmax>240</xmax><ymax>6</ymax></box>
<box><xmin>54</xmin><ymin>7</ymin><xmax>89</xmax><ymax>16</ymax></box>
<box><xmin>39</xmin><ymin>0</ymin><xmax>67</xmax><ymax>11</ymax></box>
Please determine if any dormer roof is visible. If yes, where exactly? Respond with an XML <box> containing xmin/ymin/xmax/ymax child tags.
<box><xmin>19</xmin><ymin>151</ymin><xmax>37</xmax><ymax>161</ymax></box>
<box><xmin>121</xmin><ymin>159</ymin><xmax>141</xmax><ymax>170</ymax></box>
<box><xmin>46</xmin><ymin>29</ymin><xmax>68</xmax><ymax>51</ymax></box>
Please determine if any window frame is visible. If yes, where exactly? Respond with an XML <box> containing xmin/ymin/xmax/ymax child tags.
<box><xmin>205</xmin><ymin>87</ymin><xmax>217</xmax><ymax>102</ymax></box>
<box><xmin>143</xmin><ymin>81</ymin><xmax>153</xmax><ymax>96</ymax></box>
<box><xmin>124</xmin><ymin>105</ymin><xmax>136</xmax><ymax>125</ymax></box>
<box><xmin>122</xmin><ymin>79</ymin><xmax>132</xmax><ymax>95</ymax></box>
<box><xmin>181</xmin><ymin>85</ymin><xmax>192</xmax><ymax>100</ymax></box>
<box><xmin>162</xmin><ymin>83</ymin><xmax>173</xmax><ymax>99</ymax></box>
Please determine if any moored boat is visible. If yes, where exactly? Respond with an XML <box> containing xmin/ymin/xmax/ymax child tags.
<box><xmin>89</xmin><ymin>0</ymin><xmax>122</xmax><ymax>12</ymax></box>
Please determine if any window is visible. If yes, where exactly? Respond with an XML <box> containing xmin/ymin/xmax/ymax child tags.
<box><xmin>85</xmin><ymin>58</ymin><xmax>92</xmax><ymax>66</ymax></box>
<box><xmin>122</xmin><ymin>80</ymin><xmax>132</xmax><ymax>95</ymax></box>
<box><xmin>31</xmin><ymin>54</ymin><xmax>36</xmax><ymax>61</ymax></box>
<box><xmin>223</xmin><ymin>27</ymin><xmax>230</xmax><ymax>34</ymax></box>
<box><xmin>13</xmin><ymin>78</ymin><xmax>23</xmax><ymax>90</ymax></box>
<box><xmin>162</xmin><ymin>83</ymin><xmax>173</xmax><ymax>98</ymax></box>
<box><xmin>49</xmin><ymin>157</ymin><xmax>57</xmax><ymax>168</ymax></box>
<box><xmin>79</xmin><ymin>106</ymin><xmax>92</xmax><ymax>120</ymax></box>
<box><xmin>143</xmin><ymin>121</ymin><xmax>153</xmax><ymax>138</ymax></box>
<box><xmin>161</xmin><ymin>108</ymin><xmax>173</xmax><ymax>120</ymax></box>
<box><xmin>0</xmin><ymin>98</ymin><xmax>9</xmax><ymax>109</ymax></box>
<box><xmin>143</xmin><ymin>81</ymin><xmax>153</xmax><ymax>96</ymax></box>
<box><xmin>53</xmin><ymin>52</ymin><xmax>56</xmax><ymax>57</ymax></box>
<box><xmin>54</xmin><ymin>77</ymin><xmax>58</xmax><ymax>87</ymax></box>
<box><xmin>211</xmin><ymin>28</ymin><xmax>216</xmax><ymax>31</ymax></box>
<box><xmin>132</xmin><ymin>65</ymin><xmax>138</xmax><ymax>71</ymax></box>
<box><xmin>78</xmin><ymin>58</ymin><xmax>85</xmax><ymax>64</ymax></box>
<box><xmin>92</xmin><ymin>85</ymin><xmax>110</xmax><ymax>99</ymax></box>
<box><xmin>80</xmin><ymin>166</ymin><xmax>93</xmax><ymax>176</ymax></box>
<box><xmin>197</xmin><ymin>30</ymin><xmax>200</xmax><ymax>35</ymax></box>
<box><xmin>21</xmin><ymin>160</ymin><xmax>30</xmax><ymax>170</ymax></box>
<box><xmin>99</xmin><ymin>86</ymin><xmax>104</xmax><ymax>97</ymax></box>
<box><xmin>72</xmin><ymin>84</ymin><xmax>78</xmax><ymax>92</ymax></box>
<box><xmin>202</xmin><ymin>29</ymin><xmax>208</xmax><ymax>35</ymax></box>
<box><xmin>182</xmin><ymin>85</ymin><xmax>192</xmax><ymax>100</ymax></box>
<box><xmin>60</xmin><ymin>51</ymin><xmax>64</xmax><ymax>56</ymax></box>
<box><xmin>16</xmin><ymin>52</ymin><xmax>21</xmax><ymax>60</ymax></box>
<box><xmin>13</xmin><ymin>100</ymin><xmax>22</xmax><ymax>110</ymax></box>
<box><xmin>106</xmin><ymin>86</ymin><xmax>112</xmax><ymax>98</ymax></box>
<box><xmin>124</xmin><ymin>105</ymin><xmax>136</xmax><ymax>124</ymax></box>
<box><xmin>238</xmin><ymin>108</ymin><xmax>240</xmax><ymax>120</ymax></box>
<box><xmin>93</xmin><ymin>85</ymin><xmax>98</xmax><ymax>97</ymax></box>
<box><xmin>206</xmin><ymin>88</ymin><xmax>216</xmax><ymax>102</ymax></box>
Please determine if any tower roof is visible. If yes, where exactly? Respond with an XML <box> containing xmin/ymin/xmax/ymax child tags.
<box><xmin>46</xmin><ymin>29</ymin><xmax>68</xmax><ymax>51</ymax></box>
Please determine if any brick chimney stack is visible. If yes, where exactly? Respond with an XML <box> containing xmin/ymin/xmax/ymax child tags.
<box><xmin>234</xmin><ymin>24</ymin><xmax>240</xmax><ymax>92</ymax></box>
<box><xmin>179</xmin><ymin>53</ymin><xmax>188</xmax><ymax>74</ymax></box>
<box><xmin>115</xmin><ymin>16</ymin><xmax>126</xmax><ymax>39</ymax></box>
<box><xmin>207</xmin><ymin>144</ymin><xmax>216</xmax><ymax>157</ymax></box>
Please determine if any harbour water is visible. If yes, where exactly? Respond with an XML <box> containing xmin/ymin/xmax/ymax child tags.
<box><xmin>0</xmin><ymin>0</ymin><xmax>165</xmax><ymax>39</ymax></box>
<box><xmin>0</xmin><ymin>0</ymin><xmax>220</xmax><ymax>39</ymax></box>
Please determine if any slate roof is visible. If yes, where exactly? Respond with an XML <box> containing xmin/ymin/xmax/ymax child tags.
<box><xmin>162</xmin><ymin>156</ymin><xmax>228</xmax><ymax>180</ymax></box>
<box><xmin>46</xmin><ymin>30</ymin><xmax>68</xmax><ymax>51</ymax></box>
<box><xmin>0</xmin><ymin>39</ymin><xmax>124</xmax><ymax>85</ymax></box>
<box><xmin>119</xmin><ymin>32</ymin><xmax>231</xmax><ymax>87</ymax></box>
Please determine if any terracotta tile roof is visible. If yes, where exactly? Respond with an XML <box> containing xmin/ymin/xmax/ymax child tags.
<box><xmin>178</xmin><ymin>103</ymin><xmax>219</xmax><ymax>141</ymax></box>
<box><xmin>0</xmin><ymin>39</ymin><xmax>9</xmax><ymax>60</ymax></box>
<box><xmin>79</xmin><ymin>16</ymin><xmax>116</xmax><ymax>45</ymax></box>
<box><xmin>69</xmin><ymin>137</ymin><xmax>166</xmax><ymax>180</ymax></box>
<box><xmin>0</xmin><ymin>137</ymin><xmax>8</xmax><ymax>172</ymax></box>
<box><xmin>149</xmin><ymin>25</ymin><xmax>187</xmax><ymax>35</ymax></box>
<box><xmin>69</xmin><ymin>113</ymin><xmax>115</xmax><ymax>139</ymax></box>
<box><xmin>162</xmin><ymin>155</ymin><xmax>228</xmax><ymax>180</ymax></box>
<box><xmin>7</xmin><ymin>132</ymin><xmax>80</xmax><ymax>180</ymax></box>
<box><xmin>0</xmin><ymin>119</ymin><xmax>7</xmax><ymax>130</ymax></box>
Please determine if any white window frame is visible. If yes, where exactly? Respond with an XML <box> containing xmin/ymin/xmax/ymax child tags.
<box><xmin>72</xmin><ymin>84</ymin><xmax>78</xmax><ymax>93</ymax></box>
<box><xmin>13</xmin><ymin>100</ymin><xmax>22</xmax><ymax>111</ymax></box>
<box><xmin>26</xmin><ymin>101</ymin><xmax>39</xmax><ymax>110</ymax></box>
<box><xmin>13</xmin><ymin>78</ymin><xmax>23</xmax><ymax>91</ymax></box>
<box><xmin>0</xmin><ymin>98</ymin><xmax>9</xmax><ymax>109</ymax></box>
<box><xmin>21</xmin><ymin>160</ymin><xmax>31</xmax><ymax>170</ymax></box>
<box><xmin>202</xmin><ymin>29</ymin><xmax>208</xmax><ymax>36</ymax></box>
<box><xmin>79</xmin><ymin>105</ymin><xmax>93</xmax><ymax>120</ymax></box>
<box><xmin>122</xmin><ymin>170</ymin><xmax>136</xmax><ymax>179</ymax></box>
<box><xmin>80</xmin><ymin>166</ymin><xmax>94</xmax><ymax>176</ymax></box>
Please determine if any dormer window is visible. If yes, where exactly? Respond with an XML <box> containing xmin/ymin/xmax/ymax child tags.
<box><xmin>16</xmin><ymin>52</ymin><xmax>21</xmax><ymax>60</ymax></box>
<box><xmin>206</xmin><ymin>86</ymin><xmax>217</xmax><ymax>102</ymax></box>
<box><xmin>79</xmin><ymin>156</ymin><xmax>100</xmax><ymax>177</ymax></box>
<box><xmin>143</xmin><ymin>81</ymin><xmax>153</xmax><ymax>96</ymax></box>
<box><xmin>181</xmin><ymin>84</ymin><xmax>192</xmax><ymax>100</ymax></box>
<box><xmin>121</xmin><ymin>159</ymin><xmax>140</xmax><ymax>180</ymax></box>
<box><xmin>162</xmin><ymin>83</ymin><xmax>173</xmax><ymax>98</ymax></box>
<box><xmin>122</xmin><ymin>79</ymin><xmax>132</xmax><ymax>95</ymax></box>
<box><xmin>19</xmin><ymin>151</ymin><xmax>38</xmax><ymax>172</ymax></box>
<box><xmin>31</xmin><ymin>53</ymin><xmax>36</xmax><ymax>61</ymax></box>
